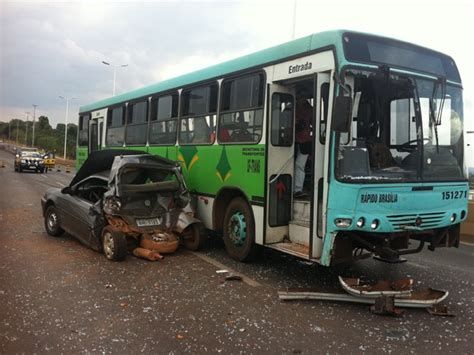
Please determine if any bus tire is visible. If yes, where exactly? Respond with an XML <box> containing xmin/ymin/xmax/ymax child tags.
<box><xmin>223</xmin><ymin>197</ymin><xmax>259</xmax><ymax>262</ymax></box>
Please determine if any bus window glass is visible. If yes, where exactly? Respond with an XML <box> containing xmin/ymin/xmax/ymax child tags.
<box><xmin>106</xmin><ymin>106</ymin><xmax>125</xmax><ymax>146</ymax></box>
<box><xmin>179</xmin><ymin>84</ymin><xmax>217</xmax><ymax>145</ymax></box>
<box><xmin>271</xmin><ymin>93</ymin><xmax>294</xmax><ymax>146</ymax></box>
<box><xmin>218</xmin><ymin>73</ymin><xmax>264</xmax><ymax>143</ymax></box>
<box><xmin>126</xmin><ymin>101</ymin><xmax>148</xmax><ymax>145</ymax></box>
<box><xmin>150</xmin><ymin>94</ymin><xmax>178</xmax><ymax>145</ymax></box>
<box><xmin>320</xmin><ymin>83</ymin><xmax>329</xmax><ymax>144</ymax></box>
<box><xmin>78</xmin><ymin>114</ymin><xmax>90</xmax><ymax>146</ymax></box>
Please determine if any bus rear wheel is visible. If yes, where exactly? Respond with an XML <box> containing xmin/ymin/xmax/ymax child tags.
<box><xmin>223</xmin><ymin>197</ymin><xmax>259</xmax><ymax>262</ymax></box>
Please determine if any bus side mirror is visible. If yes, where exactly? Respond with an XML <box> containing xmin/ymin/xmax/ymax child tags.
<box><xmin>331</xmin><ymin>96</ymin><xmax>352</xmax><ymax>133</ymax></box>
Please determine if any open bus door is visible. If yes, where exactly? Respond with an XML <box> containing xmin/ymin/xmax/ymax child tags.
<box><xmin>265</xmin><ymin>72</ymin><xmax>334</xmax><ymax>261</ymax></box>
<box><xmin>265</xmin><ymin>83</ymin><xmax>296</xmax><ymax>248</ymax></box>
<box><xmin>311</xmin><ymin>71</ymin><xmax>333</xmax><ymax>259</ymax></box>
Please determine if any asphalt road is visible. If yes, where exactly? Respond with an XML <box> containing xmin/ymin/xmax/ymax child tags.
<box><xmin>0</xmin><ymin>148</ymin><xmax>473</xmax><ymax>354</ymax></box>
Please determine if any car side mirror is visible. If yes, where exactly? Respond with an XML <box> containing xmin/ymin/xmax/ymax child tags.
<box><xmin>61</xmin><ymin>186</ymin><xmax>72</xmax><ymax>195</ymax></box>
<box><xmin>331</xmin><ymin>96</ymin><xmax>353</xmax><ymax>133</ymax></box>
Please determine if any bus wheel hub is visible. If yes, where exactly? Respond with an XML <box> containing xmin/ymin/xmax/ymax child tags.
<box><xmin>229</xmin><ymin>212</ymin><xmax>246</xmax><ymax>246</ymax></box>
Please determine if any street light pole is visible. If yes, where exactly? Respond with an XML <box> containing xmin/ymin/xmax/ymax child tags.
<box><xmin>59</xmin><ymin>96</ymin><xmax>76</xmax><ymax>160</ymax></box>
<box><xmin>24</xmin><ymin>111</ymin><xmax>30</xmax><ymax>146</ymax></box>
<box><xmin>32</xmin><ymin>104</ymin><xmax>37</xmax><ymax>147</ymax></box>
<box><xmin>102</xmin><ymin>61</ymin><xmax>128</xmax><ymax>96</ymax></box>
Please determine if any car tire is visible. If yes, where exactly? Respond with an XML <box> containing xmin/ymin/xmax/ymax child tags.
<box><xmin>182</xmin><ymin>223</ymin><xmax>206</xmax><ymax>251</ymax></box>
<box><xmin>44</xmin><ymin>205</ymin><xmax>64</xmax><ymax>237</ymax></box>
<box><xmin>223</xmin><ymin>197</ymin><xmax>260</xmax><ymax>262</ymax></box>
<box><xmin>18</xmin><ymin>166</ymin><xmax>22</xmax><ymax>173</ymax></box>
<box><xmin>102</xmin><ymin>225</ymin><xmax>127</xmax><ymax>261</ymax></box>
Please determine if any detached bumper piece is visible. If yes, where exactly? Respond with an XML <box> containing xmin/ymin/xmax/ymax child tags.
<box><xmin>278</xmin><ymin>276</ymin><xmax>450</xmax><ymax>317</ymax></box>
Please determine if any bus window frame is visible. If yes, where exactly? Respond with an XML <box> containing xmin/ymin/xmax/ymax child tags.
<box><xmin>106</xmin><ymin>103</ymin><xmax>127</xmax><ymax>147</ymax></box>
<box><xmin>148</xmin><ymin>91</ymin><xmax>179</xmax><ymax>146</ymax></box>
<box><xmin>217</xmin><ymin>71</ymin><xmax>266</xmax><ymax>145</ymax></box>
<box><xmin>78</xmin><ymin>113</ymin><xmax>91</xmax><ymax>147</ymax></box>
<box><xmin>124</xmin><ymin>98</ymin><xmax>149</xmax><ymax>146</ymax></box>
<box><xmin>178</xmin><ymin>81</ymin><xmax>218</xmax><ymax>146</ymax></box>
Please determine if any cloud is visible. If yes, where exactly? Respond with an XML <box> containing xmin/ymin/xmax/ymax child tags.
<box><xmin>0</xmin><ymin>0</ymin><xmax>472</xmax><ymax>133</ymax></box>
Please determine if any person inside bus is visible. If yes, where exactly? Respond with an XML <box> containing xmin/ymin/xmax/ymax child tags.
<box><xmin>294</xmin><ymin>89</ymin><xmax>313</xmax><ymax>198</ymax></box>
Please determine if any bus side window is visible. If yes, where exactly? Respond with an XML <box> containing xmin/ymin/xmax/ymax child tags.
<box><xmin>106</xmin><ymin>106</ymin><xmax>125</xmax><ymax>146</ymax></box>
<box><xmin>125</xmin><ymin>100</ymin><xmax>148</xmax><ymax>145</ymax></box>
<box><xmin>78</xmin><ymin>114</ymin><xmax>90</xmax><ymax>147</ymax></box>
<box><xmin>149</xmin><ymin>94</ymin><xmax>179</xmax><ymax>145</ymax></box>
<box><xmin>179</xmin><ymin>84</ymin><xmax>217</xmax><ymax>145</ymax></box>
<box><xmin>219</xmin><ymin>73</ymin><xmax>264</xmax><ymax>144</ymax></box>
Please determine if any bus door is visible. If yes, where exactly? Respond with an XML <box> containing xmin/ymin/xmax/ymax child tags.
<box><xmin>265</xmin><ymin>83</ymin><xmax>295</xmax><ymax>244</ymax></box>
<box><xmin>89</xmin><ymin>117</ymin><xmax>104</xmax><ymax>152</ymax></box>
<box><xmin>311</xmin><ymin>71</ymin><xmax>333</xmax><ymax>258</ymax></box>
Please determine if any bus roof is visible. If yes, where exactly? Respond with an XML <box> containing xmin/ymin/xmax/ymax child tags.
<box><xmin>79</xmin><ymin>29</ymin><xmax>460</xmax><ymax>113</ymax></box>
<box><xmin>80</xmin><ymin>29</ymin><xmax>345</xmax><ymax>113</ymax></box>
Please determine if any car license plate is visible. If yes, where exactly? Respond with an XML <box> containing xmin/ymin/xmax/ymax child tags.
<box><xmin>136</xmin><ymin>217</ymin><xmax>162</xmax><ymax>227</ymax></box>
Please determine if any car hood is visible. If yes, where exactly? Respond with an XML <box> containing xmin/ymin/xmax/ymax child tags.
<box><xmin>69</xmin><ymin>149</ymin><xmax>147</xmax><ymax>187</ymax></box>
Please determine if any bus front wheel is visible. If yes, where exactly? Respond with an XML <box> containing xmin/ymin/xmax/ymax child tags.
<box><xmin>223</xmin><ymin>197</ymin><xmax>259</xmax><ymax>262</ymax></box>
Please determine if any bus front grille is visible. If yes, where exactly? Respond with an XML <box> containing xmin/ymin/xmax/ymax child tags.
<box><xmin>386</xmin><ymin>212</ymin><xmax>445</xmax><ymax>231</ymax></box>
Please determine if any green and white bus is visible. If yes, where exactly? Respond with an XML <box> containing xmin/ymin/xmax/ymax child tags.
<box><xmin>77</xmin><ymin>30</ymin><xmax>468</xmax><ymax>266</ymax></box>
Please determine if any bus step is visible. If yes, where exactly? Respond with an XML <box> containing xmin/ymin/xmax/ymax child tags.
<box><xmin>267</xmin><ymin>242</ymin><xmax>310</xmax><ymax>260</ymax></box>
<box><xmin>293</xmin><ymin>199</ymin><xmax>311</xmax><ymax>223</ymax></box>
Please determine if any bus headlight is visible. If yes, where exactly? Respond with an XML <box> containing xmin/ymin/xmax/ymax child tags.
<box><xmin>450</xmin><ymin>213</ymin><xmax>456</xmax><ymax>223</ymax></box>
<box><xmin>370</xmin><ymin>219</ymin><xmax>379</xmax><ymax>230</ymax></box>
<box><xmin>356</xmin><ymin>217</ymin><xmax>365</xmax><ymax>228</ymax></box>
<box><xmin>334</xmin><ymin>218</ymin><xmax>352</xmax><ymax>228</ymax></box>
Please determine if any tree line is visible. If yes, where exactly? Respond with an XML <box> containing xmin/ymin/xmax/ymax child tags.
<box><xmin>0</xmin><ymin>116</ymin><xmax>78</xmax><ymax>159</ymax></box>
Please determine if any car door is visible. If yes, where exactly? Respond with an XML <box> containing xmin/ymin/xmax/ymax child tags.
<box><xmin>59</xmin><ymin>179</ymin><xmax>99</xmax><ymax>247</ymax></box>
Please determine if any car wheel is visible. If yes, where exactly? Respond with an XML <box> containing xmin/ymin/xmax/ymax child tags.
<box><xmin>223</xmin><ymin>197</ymin><xmax>260</xmax><ymax>262</ymax></box>
<box><xmin>102</xmin><ymin>225</ymin><xmax>127</xmax><ymax>261</ymax></box>
<box><xmin>44</xmin><ymin>205</ymin><xmax>64</xmax><ymax>237</ymax></box>
<box><xmin>18</xmin><ymin>166</ymin><xmax>22</xmax><ymax>173</ymax></box>
<box><xmin>182</xmin><ymin>223</ymin><xmax>206</xmax><ymax>251</ymax></box>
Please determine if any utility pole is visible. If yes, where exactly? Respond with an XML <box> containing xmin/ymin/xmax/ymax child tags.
<box><xmin>32</xmin><ymin>104</ymin><xmax>37</xmax><ymax>147</ymax></box>
<box><xmin>16</xmin><ymin>120</ymin><xmax>19</xmax><ymax>144</ymax></box>
<box><xmin>59</xmin><ymin>96</ymin><xmax>76</xmax><ymax>159</ymax></box>
<box><xmin>291</xmin><ymin>0</ymin><xmax>297</xmax><ymax>40</ymax></box>
<box><xmin>102</xmin><ymin>61</ymin><xmax>128</xmax><ymax>96</ymax></box>
<box><xmin>24</xmin><ymin>112</ymin><xmax>30</xmax><ymax>146</ymax></box>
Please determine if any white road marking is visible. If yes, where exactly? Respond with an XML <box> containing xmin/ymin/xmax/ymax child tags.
<box><xmin>57</xmin><ymin>182</ymin><xmax>65</xmax><ymax>187</ymax></box>
<box><xmin>190</xmin><ymin>251</ymin><xmax>262</xmax><ymax>287</ymax></box>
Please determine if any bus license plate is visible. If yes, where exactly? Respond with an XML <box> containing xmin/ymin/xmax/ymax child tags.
<box><xmin>136</xmin><ymin>217</ymin><xmax>162</xmax><ymax>227</ymax></box>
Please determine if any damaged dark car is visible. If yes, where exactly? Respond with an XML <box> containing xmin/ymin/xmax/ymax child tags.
<box><xmin>41</xmin><ymin>150</ymin><xmax>205</xmax><ymax>261</ymax></box>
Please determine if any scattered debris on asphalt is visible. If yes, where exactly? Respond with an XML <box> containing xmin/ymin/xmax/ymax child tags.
<box><xmin>427</xmin><ymin>303</ymin><xmax>455</xmax><ymax>317</ymax></box>
<box><xmin>370</xmin><ymin>296</ymin><xmax>405</xmax><ymax>317</ymax></box>
<box><xmin>225</xmin><ymin>274</ymin><xmax>243</xmax><ymax>282</ymax></box>
<box><xmin>278</xmin><ymin>275</ymin><xmax>450</xmax><ymax>316</ymax></box>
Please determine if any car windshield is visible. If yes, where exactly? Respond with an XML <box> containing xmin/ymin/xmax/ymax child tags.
<box><xmin>335</xmin><ymin>70</ymin><xmax>465</xmax><ymax>182</ymax></box>
<box><xmin>22</xmin><ymin>152</ymin><xmax>42</xmax><ymax>158</ymax></box>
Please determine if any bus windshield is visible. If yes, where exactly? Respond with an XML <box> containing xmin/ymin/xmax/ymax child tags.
<box><xmin>335</xmin><ymin>70</ymin><xmax>465</xmax><ymax>182</ymax></box>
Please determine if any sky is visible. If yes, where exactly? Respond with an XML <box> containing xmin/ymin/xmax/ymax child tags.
<box><xmin>0</xmin><ymin>0</ymin><xmax>473</xmax><ymax>132</ymax></box>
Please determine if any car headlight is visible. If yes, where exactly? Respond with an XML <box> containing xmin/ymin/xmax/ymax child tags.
<box><xmin>105</xmin><ymin>196</ymin><xmax>121</xmax><ymax>213</ymax></box>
